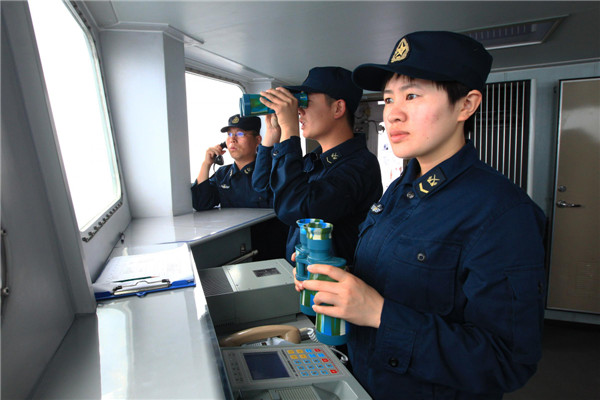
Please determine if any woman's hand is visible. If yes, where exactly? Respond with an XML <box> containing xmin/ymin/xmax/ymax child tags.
<box><xmin>300</xmin><ymin>264</ymin><xmax>384</xmax><ymax>328</ymax></box>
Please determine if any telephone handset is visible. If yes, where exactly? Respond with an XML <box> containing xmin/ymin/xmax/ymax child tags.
<box><xmin>214</xmin><ymin>142</ymin><xmax>227</xmax><ymax>166</ymax></box>
<box><xmin>219</xmin><ymin>325</ymin><xmax>301</xmax><ymax>347</ymax></box>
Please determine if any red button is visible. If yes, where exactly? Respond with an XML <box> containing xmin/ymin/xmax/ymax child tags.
<box><xmin>321</xmin><ymin>358</ymin><xmax>330</xmax><ymax>362</ymax></box>
<box><xmin>330</xmin><ymin>369</ymin><xmax>338</xmax><ymax>374</ymax></box>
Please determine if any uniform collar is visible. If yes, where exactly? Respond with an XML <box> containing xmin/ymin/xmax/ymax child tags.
<box><xmin>315</xmin><ymin>134</ymin><xmax>368</xmax><ymax>169</ymax></box>
<box><xmin>401</xmin><ymin>141</ymin><xmax>480</xmax><ymax>198</ymax></box>
<box><xmin>228</xmin><ymin>160</ymin><xmax>255</xmax><ymax>178</ymax></box>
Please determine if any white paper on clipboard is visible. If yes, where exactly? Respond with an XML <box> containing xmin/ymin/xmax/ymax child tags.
<box><xmin>93</xmin><ymin>243</ymin><xmax>194</xmax><ymax>296</ymax></box>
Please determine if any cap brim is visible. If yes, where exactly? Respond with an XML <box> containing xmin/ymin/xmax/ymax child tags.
<box><xmin>220</xmin><ymin>126</ymin><xmax>232</xmax><ymax>132</ymax></box>
<box><xmin>283</xmin><ymin>85</ymin><xmax>316</xmax><ymax>94</ymax></box>
<box><xmin>353</xmin><ymin>63</ymin><xmax>457</xmax><ymax>91</ymax></box>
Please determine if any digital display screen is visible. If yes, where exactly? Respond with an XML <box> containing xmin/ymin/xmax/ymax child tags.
<box><xmin>243</xmin><ymin>352</ymin><xmax>290</xmax><ymax>380</ymax></box>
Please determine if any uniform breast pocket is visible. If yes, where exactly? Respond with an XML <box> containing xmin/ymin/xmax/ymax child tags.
<box><xmin>384</xmin><ymin>237</ymin><xmax>461</xmax><ymax>315</ymax></box>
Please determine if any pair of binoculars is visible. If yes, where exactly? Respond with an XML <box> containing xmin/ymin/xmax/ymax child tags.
<box><xmin>239</xmin><ymin>93</ymin><xmax>308</xmax><ymax>117</ymax></box>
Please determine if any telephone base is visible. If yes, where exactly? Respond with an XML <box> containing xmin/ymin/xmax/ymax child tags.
<box><xmin>235</xmin><ymin>382</ymin><xmax>354</xmax><ymax>400</ymax></box>
<box><xmin>222</xmin><ymin>344</ymin><xmax>371</xmax><ymax>400</ymax></box>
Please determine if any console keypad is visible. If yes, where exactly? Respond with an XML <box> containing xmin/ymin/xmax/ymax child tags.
<box><xmin>285</xmin><ymin>347</ymin><xmax>340</xmax><ymax>378</ymax></box>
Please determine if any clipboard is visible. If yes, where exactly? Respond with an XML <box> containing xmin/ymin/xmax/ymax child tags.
<box><xmin>93</xmin><ymin>243</ymin><xmax>196</xmax><ymax>301</ymax></box>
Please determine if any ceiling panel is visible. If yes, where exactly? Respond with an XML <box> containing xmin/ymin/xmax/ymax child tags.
<box><xmin>85</xmin><ymin>1</ymin><xmax>600</xmax><ymax>85</ymax></box>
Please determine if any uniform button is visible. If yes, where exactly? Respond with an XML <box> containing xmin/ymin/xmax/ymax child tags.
<box><xmin>272</xmin><ymin>150</ymin><xmax>279</xmax><ymax>156</ymax></box>
<box><xmin>417</xmin><ymin>252</ymin><xmax>427</xmax><ymax>262</ymax></box>
<box><xmin>370</xmin><ymin>203</ymin><xmax>384</xmax><ymax>214</ymax></box>
<box><xmin>406</xmin><ymin>191</ymin><xmax>415</xmax><ymax>199</ymax></box>
<box><xmin>388</xmin><ymin>358</ymin><xmax>399</xmax><ymax>367</ymax></box>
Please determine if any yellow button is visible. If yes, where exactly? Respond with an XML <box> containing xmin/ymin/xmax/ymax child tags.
<box><xmin>296</xmin><ymin>349</ymin><xmax>304</xmax><ymax>353</ymax></box>
<box><xmin>290</xmin><ymin>355</ymin><xmax>298</xmax><ymax>359</ymax></box>
<box><xmin>287</xmin><ymin>350</ymin><xmax>295</xmax><ymax>354</ymax></box>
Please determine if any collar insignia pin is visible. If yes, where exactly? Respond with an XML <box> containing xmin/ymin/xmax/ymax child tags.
<box><xmin>416</xmin><ymin>167</ymin><xmax>446</xmax><ymax>198</ymax></box>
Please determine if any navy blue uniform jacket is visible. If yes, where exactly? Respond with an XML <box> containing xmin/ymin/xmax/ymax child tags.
<box><xmin>350</xmin><ymin>142</ymin><xmax>546</xmax><ymax>399</ymax></box>
<box><xmin>253</xmin><ymin>135</ymin><xmax>382</xmax><ymax>264</ymax></box>
<box><xmin>191</xmin><ymin>161</ymin><xmax>273</xmax><ymax>210</ymax></box>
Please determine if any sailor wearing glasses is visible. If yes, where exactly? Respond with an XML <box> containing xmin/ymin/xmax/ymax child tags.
<box><xmin>191</xmin><ymin>114</ymin><xmax>273</xmax><ymax>210</ymax></box>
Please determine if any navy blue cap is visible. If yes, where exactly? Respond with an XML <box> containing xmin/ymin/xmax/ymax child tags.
<box><xmin>352</xmin><ymin>31</ymin><xmax>493</xmax><ymax>92</ymax></box>
<box><xmin>285</xmin><ymin>66</ymin><xmax>363</xmax><ymax>113</ymax></box>
<box><xmin>220</xmin><ymin>114</ymin><xmax>261</xmax><ymax>133</ymax></box>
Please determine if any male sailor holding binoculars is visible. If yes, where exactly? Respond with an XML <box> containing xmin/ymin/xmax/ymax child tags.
<box><xmin>252</xmin><ymin>66</ymin><xmax>383</xmax><ymax>266</ymax></box>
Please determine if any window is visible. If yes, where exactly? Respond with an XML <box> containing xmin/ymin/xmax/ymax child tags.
<box><xmin>28</xmin><ymin>0</ymin><xmax>121</xmax><ymax>233</ymax></box>
<box><xmin>186</xmin><ymin>71</ymin><xmax>244</xmax><ymax>183</ymax></box>
<box><xmin>471</xmin><ymin>80</ymin><xmax>531</xmax><ymax>190</ymax></box>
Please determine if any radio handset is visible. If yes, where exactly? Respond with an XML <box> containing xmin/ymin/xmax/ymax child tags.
<box><xmin>219</xmin><ymin>325</ymin><xmax>301</xmax><ymax>347</ymax></box>
<box><xmin>214</xmin><ymin>142</ymin><xmax>227</xmax><ymax>166</ymax></box>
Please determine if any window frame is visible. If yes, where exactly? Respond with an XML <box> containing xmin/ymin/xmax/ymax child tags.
<box><xmin>28</xmin><ymin>0</ymin><xmax>125</xmax><ymax>241</ymax></box>
<box><xmin>185</xmin><ymin>68</ymin><xmax>246</xmax><ymax>183</ymax></box>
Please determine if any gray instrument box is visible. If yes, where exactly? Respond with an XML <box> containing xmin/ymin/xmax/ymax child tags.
<box><xmin>198</xmin><ymin>259</ymin><xmax>299</xmax><ymax>329</ymax></box>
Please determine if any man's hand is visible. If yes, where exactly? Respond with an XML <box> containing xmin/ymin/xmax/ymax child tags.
<box><xmin>259</xmin><ymin>87</ymin><xmax>300</xmax><ymax>141</ymax></box>
<box><xmin>196</xmin><ymin>144</ymin><xmax>225</xmax><ymax>183</ymax></box>
<box><xmin>203</xmin><ymin>144</ymin><xmax>225</xmax><ymax>166</ymax></box>
<box><xmin>262</xmin><ymin>114</ymin><xmax>282</xmax><ymax>147</ymax></box>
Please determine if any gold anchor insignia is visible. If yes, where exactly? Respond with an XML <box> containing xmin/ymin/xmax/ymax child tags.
<box><xmin>427</xmin><ymin>175</ymin><xmax>440</xmax><ymax>187</ymax></box>
<box><xmin>326</xmin><ymin>152</ymin><xmax>340</xmax><ymax>164</ymax></box>
<box><xmin>232</xmin><ymin>116</ymin><xmax>240</xmax><ymax>123</ymax></box>
<box><xmin>391</xmin><ymin>38</ymin><xmax>409</xmax><ymax>63</ymax></box>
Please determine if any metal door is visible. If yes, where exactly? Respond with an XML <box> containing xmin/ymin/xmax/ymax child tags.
<box><xmin>547</xmin><ymin>77</ymin><xmax>600</xmax><ymax>314</ymax></box>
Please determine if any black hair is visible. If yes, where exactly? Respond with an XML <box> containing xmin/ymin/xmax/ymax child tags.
<box><xmin>381</xmin><ymin>72</ymin><xmax>476</xmax><ymax>137</ymax></box>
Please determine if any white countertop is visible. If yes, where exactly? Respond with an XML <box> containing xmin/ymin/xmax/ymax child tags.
<box><xmin>34</xmin><ymin>209</ymin><xmax>278</xmax><ymax>399</ymax></box>
<box><xmin>115</xmin><ymin>208</ymin><xmax>275</xmax><ymax>247</ymax></box>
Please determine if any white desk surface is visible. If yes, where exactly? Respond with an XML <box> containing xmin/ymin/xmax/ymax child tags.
<box><xmin>34</xmin><ymin>286</ymin><xmax>232</xmax><ymax>399</ymax></box>
<box><xmin>116</xmin><ymin>208</ymin><xmax>276</xmax><ymax>247</ymax></box>
<box><xmin>34</xmin><ymin>209</ymin><xmax>278</xmax><ymax>399</ymax></box>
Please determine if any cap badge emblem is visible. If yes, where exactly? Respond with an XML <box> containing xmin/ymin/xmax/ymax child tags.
<box><xmin>391</xmin><ymin>38</ymin><xmax>409</xmax><ymax>63</ymax></box>
<box><xmin>232</xmin><ymin>116</ymin><xmax>240</xmax><ymax>124</ymax></box>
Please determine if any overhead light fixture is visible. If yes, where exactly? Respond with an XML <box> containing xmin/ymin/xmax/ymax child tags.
<box><xmin>461</xmin><ymin>16</ymin><xmax>566</xmax><ymax>50</ymax></box>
